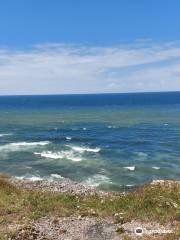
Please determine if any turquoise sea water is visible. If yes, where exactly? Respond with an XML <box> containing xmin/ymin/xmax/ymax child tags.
<box><xmin>0</xmin><ymin>92</ymin><xmax>180</xmax><ymax>190</ymax></box>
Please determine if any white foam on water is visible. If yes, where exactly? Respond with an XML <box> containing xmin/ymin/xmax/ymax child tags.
<box><xmin>25</xmin><ymin>166</ymin><xmax>33</xmax><ymax>169</ymax></box>
<box><xmin>16</xmin><ymin>174</ymin><xmax>65</xmax><ymax>182</ymax></box>
<box><xmin>11</xmin><ymin>141</ymin><xmax>50</xmax><ymax>146</ymax></box>
<box><xmin>67</xmin><ymin>145</ymin><xmax>101</xmax><ymax>153</ymax></box>
<box><xmin>83</xmin><ymin>127</ymin><xmax>87</xmax><ymax>130</ymax></box>
<box><xmin>0</xmin><ymin>133</ymin><xmax>13</xmax><ymax>137</ymax></box>
<box><xmin>0</xmin><ymin>141</ymin><xmax>50</xmax><ymax>152</ymax></box>
<box><xmin>135</xmin><ymin>152</ymin><xmax>148</xmax><ymax>157</ymax></box>
<box><xmin>126</xmin><ymin>184</ymin><xmax>135</xmax><ymax>187</ymax></box>
<box><xmin>107</xmin><ymin>125</ymin><xmax>116</xmax><ymax>129</ymax></box>
<box><xmin>123</xmin><ymin>166</ymin><xmax>136</xmax><ymax>171</ymax></box>
<box><xmin>16</xmin><ymin>175</ymin><xmax>43</xmax><ymax>181</ymax></box>
<box><xmin>35</xmin><ymin>150</ymin><xmax>82</xmax><ymax>162</ymax></box>
<box><xmin>50</xmin><ymin>174</ymin><xmax>64</xmax><ymax>179</ymax></box>
<box><xmin>68</xmin><ymin>156</ymin><xmax>82</xmax><ymax>162</ymax></box>
<box><xmin>35</xmin><ymin>151</ymin><xmax>64</xmax><ymax>159</ymax></box>
<box><xmin>152</xmin><ymin>166</ymin><xmax>160</xmax><ymax>170</ymax></box>
<box><xmin>83</xmin><ymin>174</ymin><xmax>112</xmax><ymax>187</ymax></box>
<box><xmin>66</xmin><ymin>136</ymin><xmax>72</xmax><ymax>140</ymax></box>
<box><xmin>46</xmin><ymin>174</ymin><xmax>64</xmax><ymax>182</ymax></box>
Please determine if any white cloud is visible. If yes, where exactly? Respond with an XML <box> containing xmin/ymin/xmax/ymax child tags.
<box><xmin>0</xmin><ymin>42</ymin><xmax>180</xmax><ymax>95</ymax></box>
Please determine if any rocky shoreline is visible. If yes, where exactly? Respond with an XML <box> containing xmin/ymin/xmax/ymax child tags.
<box><xmin>9</xmin><ymin>176</ymin><xmax>111</xmax><ymax>196</ymax></box>
<box><xmin>10</xmin><ymin>176</ymin><xmax>180</xmax><ymax>196</ymax></box>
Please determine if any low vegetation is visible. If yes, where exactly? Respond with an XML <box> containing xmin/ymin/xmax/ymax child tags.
<box><xmin>0</xmin><ymin>174</ymin><xmax>179</xmax><ymax>239</ymax></box>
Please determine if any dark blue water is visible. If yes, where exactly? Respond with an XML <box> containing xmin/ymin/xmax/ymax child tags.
<box><xmin>1</xmin><ymin>92</ymin><xmax>180</xmax><ymax>109</ymax></box>
<box><xmin>0</xmin><ymin>92</ymin><xmax>180</xmax><ymax>190</ymax></box>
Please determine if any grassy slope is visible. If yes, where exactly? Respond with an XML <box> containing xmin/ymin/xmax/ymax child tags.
<box><xmin>0</xmin><ymin>175</ymin><xmax>180</xmax><ymax>239</ymax></box>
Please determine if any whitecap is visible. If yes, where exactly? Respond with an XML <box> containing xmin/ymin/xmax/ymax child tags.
<box><xmin>126</xmin><ymin>184</ymin><xmax>135</xmax><ymax>187</ymax></box>
<box><xmin>66</xmin><ymin>136</ymin><xmax>72</xmax><ymax>140</ymax></box>
<box><xmin>152</xmin><ymin>166</ymin><xmax>160</xmax><ymax>170</ymax></box>
<box><xmin>83</xmin><ymin>174</ymin><xmax>112</xmax><ymax>187</ymax></box>
<box><xmin>83</xmin><ymin>127</ymin><xmax>87</xmax><ymax>130</ymax></box>
<box><xmin>67</xmin><ymin>145</ymin><xmax>100</xmax><ymax>153</ymax></box>
<box><xmin>0</xmin><ymin>141</ymin><xmax>50</xmax><ymax>152</ymax></box>
<box><xmin>34</xmin><ymin>151</ymin><xmax>64</xmax><ymax>159</ymax></box>
<box><xmin>0</xmin><ymin>133</ymin><xmax>12</xmax><ymax>137</ymax></box>
<box><xmin>35</xmin><ymin>150</ymin><xmax>82</xmax><ymax>162</ymax></box>
<box><xmin>107</xmin><ymin>125</ymin><xmax>116</xmax><ymax>129</ymax></box>
<box><xmin>123</xmin><ymin>166</ymin><xmax>135</xmax><ymax>171</ymax></box>
<box><xmin>11</xmin><ymin>141</ymin><xmax>50</xmax><ymax>146</ymax></box>
<box><xmin>25</xmin><ymin>166</ymin><xmax>33</xmax><ymax>169</ymax></box>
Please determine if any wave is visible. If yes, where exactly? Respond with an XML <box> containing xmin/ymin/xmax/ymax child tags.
<box><xmin>16</xmin><ymin>175</ymin><xmax>43</xmax><ymax>181</ymax></box>
<box><xmin>0</xmin><ymin>133</ymin><xmax>12</xmax><ymax>137</ymax></box>
<box><xmin>71</xmin><ymin>127</ymin><xmax>87</xmax><ymax>131</ymax></box>
<box><xmin>65</xmin><ymin>137</ymin><xmax>72</xmax><ymax>140</ymax></box>
<box><xmin>16</xmin><ymin>173</ymin><xmax>64</xmax><ymax>182</ymax></box>
<box><xmin>35</xmin><ymin>151</ymin><xmax>64</xmax><ymax>159</ymax></box>
<box><xmin>83</xmin><ymin>174</ymin><xmax>112</xmax><ymax>187</ymax></box>
<box><xmin>123</xmin><ymin>166</ymin><xmax>135</xmax><ymax>171</ymax></box>
<box><xmin>152</xmin><ymin>166</ymin><xmax>160</xmax><ymax>170</ymax></box>
<box><xmin>12</xmin><ymin>141</ymin><xmax>50</xmax><ymax>146</ymax></box>
<box><xmin>67</xmin><ymin>145</ymin><xmax>101</xmax><ymax>153</ymax></box>
<box><xmin>0</xmin><ymin>141</ymin><xmax>50</xmax><ymax>152</ymax></box>
<box><xmin>50</xmin><ymin>174</ymin><xmax>64</xmax><ymax>179</ymax></box>
<box><xmin>25</xmin><ymin>166</ymin><xmax>33</xmax><ymax>169</ymax></box>
<box><xmin>35</xmin><ymin>150</ymin><xmax>82</xmax><ymax>162</ymax></box>
<box><xmin>107</xmin><ymin>125</ymin><xmax>116</xmax><ymax>129</ymax></box>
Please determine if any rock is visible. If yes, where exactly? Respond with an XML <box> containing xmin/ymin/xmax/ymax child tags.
<box><xmin>59</xmin><ymin>229</ymin><xmax>67</xmax><ymax>234</ymax></box>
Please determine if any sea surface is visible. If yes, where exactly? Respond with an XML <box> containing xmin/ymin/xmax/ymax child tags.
<box><xmin>0</xmin><ymin>92</ymin><xmax>180</xmax><ymax>191</ymax></box>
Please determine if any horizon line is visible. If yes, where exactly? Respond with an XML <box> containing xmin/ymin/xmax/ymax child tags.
<box><xmin>0</xmin><ymin>90</ymin><xmax>180</xmax><ymax>97</ymax></box>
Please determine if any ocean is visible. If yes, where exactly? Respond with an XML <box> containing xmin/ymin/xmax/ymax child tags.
<box><xmin>0</xmin><ymin>92</ymin><xmax>180</xmax><ymax>191</ymax></box>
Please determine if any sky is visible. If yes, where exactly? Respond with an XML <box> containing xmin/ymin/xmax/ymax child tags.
<box><xmin>0</xmin><ymin>0</ymin><xmax>180</xmax><ymax>95</ymax></box>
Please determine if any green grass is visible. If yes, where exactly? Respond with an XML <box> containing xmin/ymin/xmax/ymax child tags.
<box><xmin>0</xmin><ymin>175</ymin><xmax>179</xmax><ymax>239</ymax></box>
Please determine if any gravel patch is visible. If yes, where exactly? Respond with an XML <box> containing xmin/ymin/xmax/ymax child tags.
<box><xmin>10</xmin><ymin>216</ymin><xmax>122</xmax><ymax>240</ymax></box>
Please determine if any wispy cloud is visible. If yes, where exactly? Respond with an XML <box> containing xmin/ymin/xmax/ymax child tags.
<box><xmin>0</xmin><ymin>41</ymin><xmax>180</xmax><ymax>95</ymax></box>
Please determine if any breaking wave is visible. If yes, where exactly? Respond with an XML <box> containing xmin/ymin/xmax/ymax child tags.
<box><xmin>16</xmin><ymin>173</ymin><xmax>64</xmax><ymax>182</ymax></box>
<box><xmin>0</xmin><ymin>133</ymin><xmax>13</xmax><ymax>137</ymax></box>
<box><xmin>152</xmin><ymin>166</ymin><xmax>160</xmax><ymax>170</ymax></box>
<box><xmin>50</xmin><ymin>174</ymin><xmax>64</xmax><ymax>179</ymax></box>
<box><xmin>123</xmin><ymin>166</ymin><xmax>136</xmax><ymax>171</ymax></box>
<box><xmin>67</xmin><ymin>145</ymin><xmax>101</xmax><ymax>153</ymax></box>
<box><xmin>34</xmin><ymin>150</ymin><xmax>82</xmax><ymax>162</ymax></box>
<box><xmin>16</xmin><ymin>175</ymin><xmax>43</xmax><ymax>181</ymax></box>
<box><xmin>0</xmin><ymin>141</ymin><xmax>50</xmax><ymax>152</ymax></box>
<box><xmin>65</xmin><ymin>136</ymin><xmax>72</xmax><ymax>140</ymax></box>
<box><xmin>83</xmin><ymin>174</ymin><xmax>112</xmax><ymax>187</ymax></box>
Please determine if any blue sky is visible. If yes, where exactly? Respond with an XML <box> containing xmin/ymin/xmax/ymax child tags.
<box><xmin>0</xmin><ymin>0</ymin><xmax>180</xmax><ymax>94</ymax></box>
